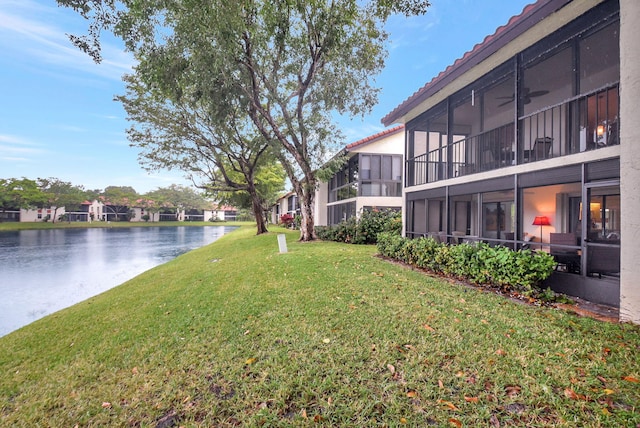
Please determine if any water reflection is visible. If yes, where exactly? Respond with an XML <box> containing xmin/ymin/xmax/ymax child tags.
<box><xmin>0</xmin><ymin>226</ymin><xmax>236</xmax><ymax>336</ymax></box>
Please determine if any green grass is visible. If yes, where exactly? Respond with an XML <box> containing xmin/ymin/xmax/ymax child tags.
<box><xmin>1</xmin><ymin>226</ymin><xmax>639</xmax><ymax>427</ymax></box>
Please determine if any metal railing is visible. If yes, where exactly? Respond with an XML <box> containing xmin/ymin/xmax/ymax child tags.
<box><xmin>406</xmin><ymin>84</ymin><xmax>619</xmax><ymax>186</ymax></box>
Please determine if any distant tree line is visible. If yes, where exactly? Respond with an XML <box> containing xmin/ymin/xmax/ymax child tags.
<box><xmin>0</xmin><ymin>178</ymin><xmax>226</xmax><ymax>223</ymax></box>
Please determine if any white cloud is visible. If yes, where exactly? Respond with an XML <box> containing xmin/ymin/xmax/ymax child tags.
<box><xmin>0</xmin><ymin>1</ymin><xmax>133</xmax><ymax>81</ymax></box>
<box><xmin>0</xmin><ymin>135</ymin><xmax>47</xmax><ymax>161</ymax></box>
<box><xmin>0</xmin><ymin>157</ymin><xmax>32</xmax><ymax>163</ymax></box>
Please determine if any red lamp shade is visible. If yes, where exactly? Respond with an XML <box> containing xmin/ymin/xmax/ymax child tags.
<box><xmin>532</xmin><ymin>216</ymin><xmax>550</xmax><ymax>226</ymax></box>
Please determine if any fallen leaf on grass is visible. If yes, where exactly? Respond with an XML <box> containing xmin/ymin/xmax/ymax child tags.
<box><xmin>101</xmin><ymin>402</ymin><xmax>112</xmax><ymax>409</ymax></box>
<box><xmin>437</xmin><ymin>399</ymin><xmax>459</xmax><ymax>411</ymax></box>
<box><xmin>422</xmin><ymin>324</ymin><xmax>436</xmax><ymax>332</ymax></box>
<box><xmin>603</xmin><ymin>388</ymin><xmax>615</xmax><ymax>395</ymax></box>
<box><xmin>489</xmin><ymin>414</ymin><xmax>500</xmax><ymax>427</ymax></box>
<box><xmin>400</xmin><ymin>417</ymin><xmax>407</xmax><ymax>424</ymax></box>
<box><xmin>245</xmin><ymin>357</ymin><xmax>257</xmax><ymax>365</ymax></box>
<box><xmin>464</xmin><ymin>396</ymin><xmax>479</xmax><ymax>403</ymax></box>
<box><xmin>322</xmin><ymin>338</ymin><xmax>331</xmax><ymax>343</ymax></box>
<box><xmin>495</xmin><ymin>349</ymin><xmax>506</xmax><ymax>356</ymax></box>
<box><xmin>406</xmin><ymin>390</ymin><xmax>418</xmax><ymax>398</ymax></box>
<box><xmin>387</xmin><ymin>364</ymin><xmax>396</xmax><ymax>375</ymax></box>
<box><xmin>622</xmin><ymin>375</ymin><xmax>639</xmax><ymax>383</ymax></box>
<box><xmin>505</xmin><ymin>385</ymin><xmax>521</xmax><ymax>397</ymax></box>
<box><xmin>564</xmin><ymin>388</ymin><xmax>587</xmax><ymax>400</ymax></box>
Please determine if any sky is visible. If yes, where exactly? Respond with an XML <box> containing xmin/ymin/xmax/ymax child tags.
<box><xmin>0</xmin><ymin>0</ymin><xmax>534</xmax><ymax>194</ymax></box>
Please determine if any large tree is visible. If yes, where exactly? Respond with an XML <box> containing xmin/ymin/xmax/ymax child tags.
<box><xmin>144</xmin><ymin>184</ymin><xmax>209</xmax><ymax>218</ymax></box>
<box><xmin>0</xmin><ymin>178</ymin><xmax>45</xmax><ymax>219</ymax></box>
<box><xmin>101</xmin><ymin>185</ymin><xmax>138</xmax><ymax>221</ymax></box>
<box><xmin>59</xmin><ymin>0</ymin><xmax>430</xmax><ymax>240</ymax></box>
<box><xmin>214</xmin><ymin>161</ymin><xmax>286</xmax><ymax>226</ymax></box>
<box><xmin>118</xmin><ymin>58</ymin><xmax>284</xmax><ymax>234</ymax></box>
<box><xmin>37</xmin><ymin>178</ymin><xmax>87</xmax><ymax>223</ymax></box>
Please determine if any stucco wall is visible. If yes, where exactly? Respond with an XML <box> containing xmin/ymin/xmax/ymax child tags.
<box><xmin>349</xmin><ymin>131</ymin><xmax>404</xmax><ymax>155</ymax></box>
<box><xmin>314</xmin><ymin>181</ymin><xmax>329</xmax><ymax>226</ymax></box>
<box><xmin>619</xmin><ymin>0</ymin><xmax>640</xmax><ymax>323</ymax></box>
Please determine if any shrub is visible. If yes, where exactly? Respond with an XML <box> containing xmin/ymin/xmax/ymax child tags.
<box><xmin>280</xmin><ymin>213</ymin><xmax>295</xmax><ymax>228</ymax></box>
<box><xmin>377</xmin><ymin>233</ymin><xmax>556</xmax><ymax>296</ymax></box>
<box><xmin>315</xmin><ymin>209</ymin><xmax>402</xmax><ymax>245</ymax></box>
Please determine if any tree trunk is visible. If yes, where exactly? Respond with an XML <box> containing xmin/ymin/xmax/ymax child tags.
<box><xmin>251</xmin><ymin>196</ymin><xmax>268</xmax><ymax>234</ymax></box>
<box><xmin>247</xmin><ymin>183</ymin><xmax>268</xmax><ymax>235</ymax></box>
<box><xmin>52</xmin><ymin>206</ymin><xmax>60</xmax><ymax>223</ymax></box>
<box><xmin>297</xmin><ymin>183</ymin><xmax>316</xmax><ymax>242</ymax></box>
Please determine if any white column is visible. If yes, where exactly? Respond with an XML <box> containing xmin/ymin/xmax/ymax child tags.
<box><xmin>619</xmin><ymin>0</ymin><xmax>640</xmax><ymax>323</ymax></box>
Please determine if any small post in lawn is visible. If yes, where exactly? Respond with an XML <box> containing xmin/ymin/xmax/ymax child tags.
<box><xmin>277</xmin><ymin>234</ymin><xmax>288</xmax><ymax>253</ymax></box>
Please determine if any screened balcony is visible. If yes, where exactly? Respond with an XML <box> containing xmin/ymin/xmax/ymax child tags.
<box><xmin>406</xmin><ymin>83</ymin><xmax>619</xmax><ymax>187</ymax></box>
<box><xmin>405</xmin><ymin>14</ymin><xmax>619</xmax><ymax>187</ymax></box>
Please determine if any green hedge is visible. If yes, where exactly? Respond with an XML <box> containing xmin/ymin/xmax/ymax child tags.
<box><xmin>315</xmin><ymin>209</ymin><xmax>401</xmax><ymax>244</ymax></box>
<box><xmin>377</xmin><ymin>233</ymin><xmax>556</xmax><ymax>296</ymax></box>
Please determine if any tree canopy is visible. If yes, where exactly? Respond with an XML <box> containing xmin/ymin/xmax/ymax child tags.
<box><xmin>59</xmin><ymin>0</ymin><xmax>431</xmax><ymax>240</ymax></box>
<box><xmin>0</xmin><ymin>178</ymin><xmax>45</xmax><ymax>214</ymax></box>
<box><xmin>37</xmin><ymin>178</ymin><xmax>88</xmax><ymax>223</ymax></box>
<box><xmin>118</xmin><ymin>58</ymin><xmax>285</xmax><ymax>234</ymax></box>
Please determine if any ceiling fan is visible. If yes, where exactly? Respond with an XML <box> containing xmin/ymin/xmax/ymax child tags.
<box><xmin>497</xmin><ymin>87</ymin><xmax>549</xmax><ymax>107</ymax></box>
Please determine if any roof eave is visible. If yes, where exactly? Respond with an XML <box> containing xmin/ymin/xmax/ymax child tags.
<box><xmin>382</xmin><ymin>0</ymin><xmax>572</xmax><ymax>127</ymax></box>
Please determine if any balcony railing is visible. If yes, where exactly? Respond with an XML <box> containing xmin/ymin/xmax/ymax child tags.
<box><xmin>406</xmin><ymin>84</ymin><xmax>619</xmax><ymax>187</ymax></box>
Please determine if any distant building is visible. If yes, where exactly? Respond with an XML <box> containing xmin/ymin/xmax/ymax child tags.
<box><xmin>315</xmin><ymin>125</ymin><xmax>404</xmax><ymax>226</ymax></box>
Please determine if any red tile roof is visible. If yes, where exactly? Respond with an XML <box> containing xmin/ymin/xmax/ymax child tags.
<box><xmin>382</xmin><ymin>0</ymin><xmax>570</xmax><ymax>126</ymax></box>
<box><xmin>345</xmin><ymin>124</ymin><xmax>404</xmax><ymax>150</ymax></box>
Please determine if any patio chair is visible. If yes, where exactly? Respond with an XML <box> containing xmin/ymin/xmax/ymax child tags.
<box><xmin>452</xmin><ymin>231</ymin><xmax>465</xmax><ymax>244</ymax></box>
<box><xmin>521</xmin><ymin>234</ymin><xmax>535</xmax><ymax>250</ymax></box>
<box><xmin>550</xmin><ymin>232</ymin><xmax>580</xmax><ymax>273</ymax></box>
<box><xmin>524</xmin><ymin>137</ymin><xmax>553</xmax><ymax>162</ymax></box>
<box><xmin>587</xmin><ymin>245</ymin><xmax>620</xmax><ymax>278</ymax></box>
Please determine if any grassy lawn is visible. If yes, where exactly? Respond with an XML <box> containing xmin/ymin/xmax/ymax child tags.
<box><xmin>1</xmin><ymin>225</ymin><xmax>638</xmax><ymax>426</ymax></box>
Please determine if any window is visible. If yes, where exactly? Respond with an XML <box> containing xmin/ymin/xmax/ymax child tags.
<box><xmin>361</xmin><ymin>155</ymin><xmax>371</xmax><ymax>180</ymax></box>
<box><xmin>356</xmin><ymin>154</ymin><xmax>402</xmax><ymax>197</ymax></box>
<box><xmin>328</xmin><ymin>202</ymin><xmax>356</xmax><ymax>225</ymax></box>
<box><xmin>522</xmin><ymin>46</ymin><xmax>573</xmax><ymax>117</ymax></box>
<box><xmin>481</xmin><ymin>190</ymin><xmax>514</xmax><ymax>241</ymax></box>
<box><xmin>579</xmin><ymin>23</ymin><xmax>619</xmax><ymax>94</ymax></box>
<box><xmin>329</xmin><ymin>155</ymin><xmax>359</xmax><ymax>202</ymax></box>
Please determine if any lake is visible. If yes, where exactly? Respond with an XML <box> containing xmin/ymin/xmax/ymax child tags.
<box><xmin>0</xmin><ymin>225</ymin><xmax>236</xmax><ymax>337</ymax></box>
